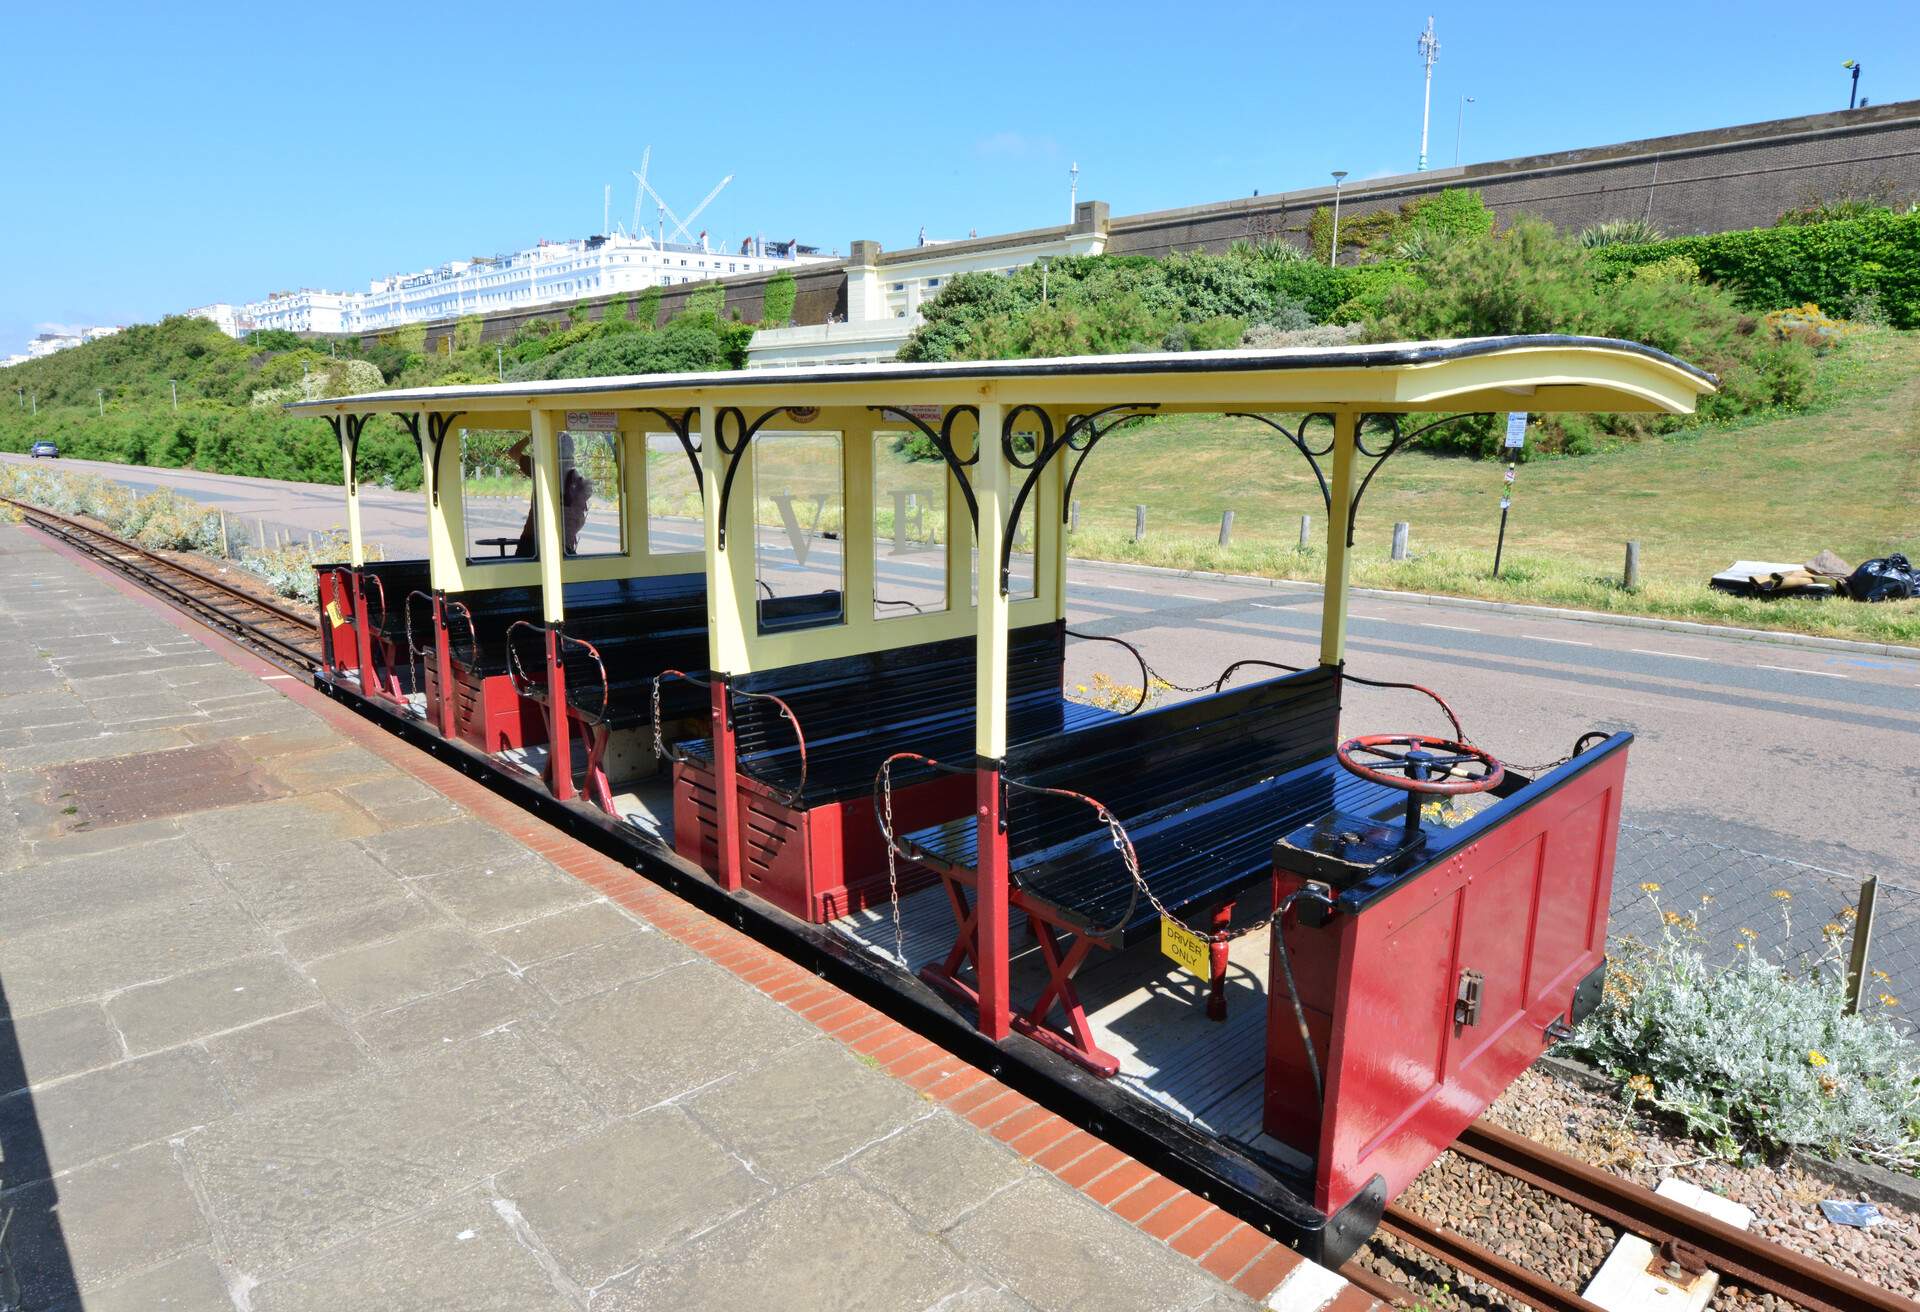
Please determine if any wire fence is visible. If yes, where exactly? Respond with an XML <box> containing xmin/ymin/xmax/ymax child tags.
<box><xmin>1611</xmin><ymin>824</ymin><xmax>1915</xmax><ymax>1030</ymax></box>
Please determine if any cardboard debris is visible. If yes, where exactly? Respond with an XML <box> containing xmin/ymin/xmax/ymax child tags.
<box><xmin>1709</xmin><ymin>560</ymin><xmax>1839</xmax><ymax>597</ymax></box>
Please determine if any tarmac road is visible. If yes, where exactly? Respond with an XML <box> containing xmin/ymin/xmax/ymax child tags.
<box><xmin>11</xmin><ymin>452</ymin><xmax>1918</xmax><ymax>890</ymax></box>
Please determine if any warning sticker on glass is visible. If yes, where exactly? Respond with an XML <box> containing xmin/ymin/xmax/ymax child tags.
<box><xmin>1159</xmin><ymin>918</ymin><xmax>1211</xmax><ymax>978</ymax></box>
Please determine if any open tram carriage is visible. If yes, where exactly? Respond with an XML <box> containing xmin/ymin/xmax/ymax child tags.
<box><xmin>298</xmin><ymin>337</ymin><xmax>1716</xmax><ymax>1264</ymax></box>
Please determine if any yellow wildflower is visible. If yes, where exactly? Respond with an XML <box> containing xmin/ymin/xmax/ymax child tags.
<box><xmin>1881</xmin><ymin>994</ymin><xmax>1900</xmax><ymax>1007</ymax></box>
<box><xmin>1873</xmin><ymin>970</ymin><xmax>1891</xmax><ymax>982</ymax></box>
<box><xmin>1822</xmin><ymin>922</ymin><xmax>1846</xmax><ymax>939</ymax></box>
<box><xmin>1626</xmin><ymin>1073</ymin><xmax>1655</xmax><ymax>1097</ymax></box>
<box><xmin>1807</xmin><ymin>1049</ymin><xmax>1829</xmax><ymax>1068</ymax></box>
<box><xmin>1772</xmin><ymin>890</ymin><xmax>1792</xmax><ymax>901</ymax></box>
<box><xmin>1739</xmin><ymin>928</ymin><xmax>1758</xmax><ymax>940</ymax></box>
<box><xmin>1639</xmin><ymin>882</ymin><xmax>1661</xmax><ymax>893</ymax></box>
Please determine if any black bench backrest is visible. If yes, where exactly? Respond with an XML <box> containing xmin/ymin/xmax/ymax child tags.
<box><xmin>358</xmin><ymin>560</ymin><xmax>432</xmax><ymax>641</ymax></box>
<box><xmin>729</xmin><ymin>621</ymin><xmax>1066</xmax><ymax>757</ymax></box>
<box><xmin>1001</xmin><ymin>665</ymin><xmax>1341</xmax><ymax>863</ymax></box>
<box><xmin>451</xmin><ymin>572</ymin><xmax>706</xmax><ymax>673</ymax></box>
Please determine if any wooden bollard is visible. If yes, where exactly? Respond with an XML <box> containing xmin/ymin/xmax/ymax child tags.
<box><xmin>1134</xmin><ymin>505</ymin><xmax>1147</xmax><ymax>542</ymax></box>
<box><xmin>1624</xmin><ymin>540</ymin><xmax>1641</xmax><ymax>590</ymax></box>
<box><xmin>1069</xmin><ymin>500</ymin><xmax>1080</xmax><ymax>533</ymax></box>
<box><xmin>1219</xmin><ymin>509</ymin><xmax>1234</xmax><ymax>547</ymax></box>
<box><xmin>1391</xmin><ymin>522</ymin><xmax>1410</xmax><ymax>561</ymax></box>
<box><xmin>1298</xmin><ymin>514</ymin><xmax>1312</xmax><ymax>550</ymax></box>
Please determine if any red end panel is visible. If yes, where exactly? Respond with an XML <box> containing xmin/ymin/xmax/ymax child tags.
<box><xmin>316</xmin><ymin>571</ymin><xmax>357</xmax><ymax>675</ymax></box>
<box><xmin>1286</xmin><ymin>747</ymin><xmax>1629</xmax><ymax>1217</ymax></box>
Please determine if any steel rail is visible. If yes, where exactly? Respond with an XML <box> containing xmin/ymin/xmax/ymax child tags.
<box><xmin>1454</xmin><ymin>1118</ymin><xmax>1912</xmax><ymax>1312</ymax></box>
<box><xmin>6</xmin><ymin>498</ymin><xmax>322</xmax><ymax>672</ymax></box>
<box><xmin>1373</xmin><ymin>1206</ymin><xmax>1611</xmax><ymax>1312</ymax></box>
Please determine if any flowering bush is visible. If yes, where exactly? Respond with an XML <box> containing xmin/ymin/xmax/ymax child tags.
<box><xmin>1568</xmin><ymin>894</ymin><xmax>1920</xmax><ymax>1170</ymax></box>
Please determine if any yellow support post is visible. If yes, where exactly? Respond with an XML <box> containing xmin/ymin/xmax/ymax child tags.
<box><xmin>341</xmin><ymin>420</ymin><xmax>365</xmax><ymax>569</ymax></box>
<box><xmin>973</xmin><ymin>397</ymin><xmax>1012</xmax><ymax>1041</ymax></box>
<box><xmin>1319</xmin><ymin>409</ymin><xmax>1359</xmax><ymax>667</ymax></box>
<box><xmin>702</xmin><ymin>403</ymin><xmax>748</xmax><ymax>674</ymax></box>
<box><xmin>529</xmin><ymin>409</ymin><xmax>566</xmax><ymax>624</ymax></box>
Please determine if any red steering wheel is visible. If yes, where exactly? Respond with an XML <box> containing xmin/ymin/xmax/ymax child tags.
<box><xmin>1337</xmin><ymin>734</ymin><xmax>1504</xmax><ymax>795</ymax></box>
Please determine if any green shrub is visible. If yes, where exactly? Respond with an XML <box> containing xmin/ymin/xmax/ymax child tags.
<box><xmin>1630</xmin><ymin>254</ymin><xmax>1701</xmax><ymax>285</ymax></box>
<box><xmin>1579</xmin><ymin>218</ymin><xmax>1664</xmax><ymax>248</ymax></box>
<box><xmin>1569</xmin><ymin>903</ymin><xmax>1920</xmax><ymax>1170</ymax></box>
<box><xmin>1364</xmin><ymin>218</ymin><xmax>1817</xmax><ymax>453</ymax></box>
<box><xmin>1589</xmin><ymin>210</ymin><xmax>1920</xmax><ymax>328</ymax></box>
<box><xmin>762</xmin><ymin>269</ymin><xmax>797</xmax><ymax>326</ymax></box>
<box><xmin>1309</xmin><ymin>187</ymin><xmax>1496</xmax><ymax>263</ymax></box>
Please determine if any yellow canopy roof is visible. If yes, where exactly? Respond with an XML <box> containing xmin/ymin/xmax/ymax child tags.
<box><xmin>288</xmin><ymin>335</ymin><xmax>1718</xmax><ymax>420</ymax></box>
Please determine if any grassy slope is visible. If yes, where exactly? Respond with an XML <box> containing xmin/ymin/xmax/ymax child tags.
<box><xmin>1066</xmin><ymin>328</ymin><xmax>1920</xmax><ymax>644</ymax></box>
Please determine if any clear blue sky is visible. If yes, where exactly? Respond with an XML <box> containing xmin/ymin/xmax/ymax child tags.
<box><xmin>1</xmin><ymin>1</ymin><xmax>1912</xmax><ymax>355</ymax></box>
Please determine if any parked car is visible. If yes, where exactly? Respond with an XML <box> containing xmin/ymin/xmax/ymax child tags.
<box><xmin>28</xmin><ymin>440</ymin><xmax>58</xmax><ymax>459</ymax></box>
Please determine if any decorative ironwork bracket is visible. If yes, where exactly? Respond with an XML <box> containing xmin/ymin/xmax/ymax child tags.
<box><xmin>713</xmin><ymin>406</ymin><xmax>811</xmax><ymax>549</ymax></box>
<box><xmin>1225</xmin><ymin>412</ymin><xmax>1336</xmax><ymax>515</ymax></box>
<box><xmin>868</xmin><ymin>405</ymin><xmax>981</xmax><ymax>532</ymax></box>
<box><xmin>1057</xmin><ymin>404</ymin><xmax>1159</xmax><ymax>530</ymax></box>
<box><xmin>395</xmin><ymin>412</ymin><xmax>421</xmax><ymax>460</ymax></box>
<box><xmin>1227</xmin><ymin>411</ymin><xmax>1484</xmax><ymax>546</ymax></box>
<box><xmin>327</xmin><ymin>414</ymin><xmax>376</xmax><ymax>498</ymax></box>
<box><xmin>1002</xmin><ymin>404</ymin><xmax>1156</xmax><ymax>596</ymax></box>
<box><xmin>1347</xmin><ymin>413</ymin><xmax>1482</xmax><ymax>546</ymax></box>
<box><xmin>425</xmin><ymin>412</ymin><xmax>464</xmax><ymax>505</ymax></box>
<box><xmin>630</xmin><ymin>407</ymin><xmax>702</xmax><ymax>505</ymax></box>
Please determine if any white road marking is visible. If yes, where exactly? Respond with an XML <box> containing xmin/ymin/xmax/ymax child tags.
<box><xmin>1630</xmin><ymin>648</ymin><xmax>1712</xmax><ymax>662</ymax></box>
<box><xmin>1418</xmin><ymin>622</ymin><xmax>1479</xmax><ymax>632</ymax></box>
<box><xmin>1522</xmin><ymin>634</ymin><xmax>1593</xmax><ymax>646</ymax></box>
<box><xmin>1170</xmin><ymin>592</ymin><xmax>1215</xmax><ymax>601</ymax></box>
<box><xmin>1757</xmin><ymin>664</ymin><xmax>1849</xmax><ymax>679</ymax></box>
<box><xmin>1099</xmin><ymin>584</ymin><xmax>1148</xmax><ymax>593</ymax></box>
<box><xmin>1251</xmin><ymin>602</ymin><xmax>1290</xmax><ymax>611</ymax></box>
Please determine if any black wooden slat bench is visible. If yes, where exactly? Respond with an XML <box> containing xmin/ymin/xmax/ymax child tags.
<box><xmin>668</xmin><ymin>621</ymin><xmax>1112</xmax><ymax>924</ymax></box>
<box><xmin>893</xmin><ymin>665</ymin><xmax>1405</xmax><ymax>1076</ymax></box>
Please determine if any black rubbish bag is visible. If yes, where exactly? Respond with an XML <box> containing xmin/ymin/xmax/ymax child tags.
<box><xmin>1845</xmin><ymin>554</ymin><xmax>1918</xmax><ymax>603</ymax></box>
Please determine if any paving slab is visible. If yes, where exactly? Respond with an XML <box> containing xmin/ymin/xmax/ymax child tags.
<box><xmin>1</xmin><ymin>1143</ymin><xmax>209</xmax><ymax>1305</ymax></box>
<box><xmin>851</xmin><ymin>1110</ymin><xmax>1034</xmax><ymax>1230</ymax></box>
<box><xmin>413</xmin><ymin>853</ymin><xmax>596</xmax><ymax>931</ymax></box>
<box><xmin>596</xmin><ymin>1173</ymin><xmax>972</xmax><ymax>1312</ymax></box>
<box><xmin>105</xmin><ymin>955</ymin><xmax>319</xmax><ymax>1055</ymax></box>
<box><xmin>687</xmin><ymin>1038</ymin><xmax>933</xmax><ymax>1188</ymax></box>
<box><xmin>0</xmin><ymin>1003</ymin><xmax>123</xmax><ymax>1095</ymax></box>
<box><xmin>0</xmin><ymin>1046</ymin><xmax>228</xmax><ymax>1182</ymax></box>
<box><xmin>947</xmin><ymin>1175</ymin><xmax>1230</xmax><ymax>1312</ymax></box>
<box><xmin>497</xmin><ymin>1106</ymin><xmax>771</xmax><ymax>1288</ymax></box>
<box><xmin>246</xmin><ymin>1191</ymin><xmax>575</xmax><ymax>1312</ymax></box>
<box><xmin>202</xmin><ymin>1007</ymin><xmax>371</xmax><ymax>1109</ymax></box>
<box><xmin>302</xmin><ymin>923</ymin><xmax>503</xmax><ymax>1017</ymax></box>
<box><xmin>184</xmin><ymin>1029</ymin><xmax>595</xmax><ymax>1275</ymax></box>
<box><xmin>51</xmin><ymin>1251</ymin><xmax>237</xmax><ymax>1312</ymax></box>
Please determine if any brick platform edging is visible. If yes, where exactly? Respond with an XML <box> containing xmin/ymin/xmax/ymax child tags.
<box><xmin>28</xmin><ymin>528</ymin><xmax>1385</xmax><ymax>1312</ymax></box>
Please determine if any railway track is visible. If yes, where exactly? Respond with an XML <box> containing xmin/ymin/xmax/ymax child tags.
<box><xmin>1341</xmin><ymin>1117</ymin><xmax>1909</xmax><ymax>1312</ymax></box>
<box><xmin>4</xmin><ymin>496</ymin><xmax>323</xmax><ymax>674</ymax></box>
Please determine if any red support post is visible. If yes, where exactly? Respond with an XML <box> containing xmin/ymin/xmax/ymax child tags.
<box><xmin>546</xmin><ymin>626</ymin><xmax>575</xmax><ymax>802</ymax></box>
<box><xmin>711</xmin><ymin>676</ymin><xmax>743</xmax><ymax>892</ymax></box>
<box><xmin>975</xmin><ymin>763</ymin><xmax>1012</xmax><ymax>1041</ymax></box>
<box><xmin>350</xmin><ymin>570</ymin><xmax>381</xmax><ymax>703</ymax></box>
<box><xmin>431</xmin><ymin>594</ymin><xmax>456</xmax><ymax>738</ymax></box>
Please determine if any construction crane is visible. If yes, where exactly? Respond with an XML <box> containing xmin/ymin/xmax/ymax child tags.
<box><xmin>629</xmin><ymin>146</ymin><xmax>652</xmax><ymax>240</ymax></box>
<box><xmin>638</xmin><ymin>171</ymin><xmax>733</xmax><ymax>250</ymax></box>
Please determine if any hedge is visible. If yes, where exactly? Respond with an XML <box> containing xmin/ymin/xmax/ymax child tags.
<box><xmin>1589</xmin><ymin>211</ymin><xmax>1920</xmax><ymax>328</ymax></box>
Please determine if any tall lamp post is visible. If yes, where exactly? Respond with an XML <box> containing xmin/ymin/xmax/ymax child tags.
<box><xmin>1455</xmin><ymin>95</ymin><xmax>1475</xmax><ymax>165</ymax></box>
<box><xmin>1844</xmin><ymin>60</ymin><xmax>1862</xmax><ymax>109</ymax></box>
<box><xmin>1328</xmin><ymin>171</ymin><xmax>1348</xmax><ymax>267</ymax></box>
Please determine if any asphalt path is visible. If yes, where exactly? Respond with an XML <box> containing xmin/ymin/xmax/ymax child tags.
<box><xmin>12</xmin><ymin>452</ymin><xmax>1917</xmax><ymax>888</ymax></box>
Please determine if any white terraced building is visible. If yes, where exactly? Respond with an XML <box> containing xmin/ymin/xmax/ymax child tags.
<box><xmin>340</xmin><ymin>233</ymin><xmax>829</xmax><ymax>334</ymax></box>
<box><xmin>231</xmin><ymin>232</ymin><xmax>830</xmax><ymax>337</ymax></box>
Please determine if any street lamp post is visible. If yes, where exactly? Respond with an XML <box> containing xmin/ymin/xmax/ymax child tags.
<box><xmin>170</xmin><ymin>380</ymin><xmax>178</xmax><ymax>411</ymax></box>
<box><xmin>1329</xmin><ymin>171</ymin><xmax>1348</xmax><ymax>267</ymax></box>
<box><xmin>1844</xmin><ymin>60</ymin><xmax>1862</xmax><ymax>109</ymax></box>
<box><xmin>1455</xmin><ymin>95</ymin><xmax>1475</xmax><ymax>165</ymax></box>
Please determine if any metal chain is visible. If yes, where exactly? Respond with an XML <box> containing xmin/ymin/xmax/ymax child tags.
<box><xmin>876</xmin><ymin>758</ymin><xmax>908</xmax><ymax>966</ymax></box>
<box><xmin>650</xmin><ymin>677</ymin><xmax>666</xmax><ymax>761</ymax></box>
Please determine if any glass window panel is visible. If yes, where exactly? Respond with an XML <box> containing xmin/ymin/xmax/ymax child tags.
<box><xmin>753</xmin><ymin>432</ymin><xmax>845</xmax><ymax>633</ymax></box>
<box><xmin>645</xmin><ymin>433</ymin><xmax>703</xmax><ymax>555</ymax></box>
<box><xmin>460</xmin><ymin>429</ymin><xmax>536</xmax><ymax>563</ymax></box>
<box><xmin>873</xmin><ymin>432</ymin><xmax>949</xmax><ymax>620</ymax></box>
<box><xmin>561</xmin><ymin>430</ymin><xmax>622</xmax><ymax>557</ymax></box>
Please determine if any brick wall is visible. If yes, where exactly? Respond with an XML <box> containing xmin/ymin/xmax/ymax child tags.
<box><xmin>379</xmin><ymin>98</ymin><xmax>1920</xmax><ymax>354</ymax></box>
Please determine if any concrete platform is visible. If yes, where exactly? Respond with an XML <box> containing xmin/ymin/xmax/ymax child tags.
<box><xmin>0</xmin><ymin>524</ymin><xmax>1380</xmax><ymax>1311</ymax></box>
